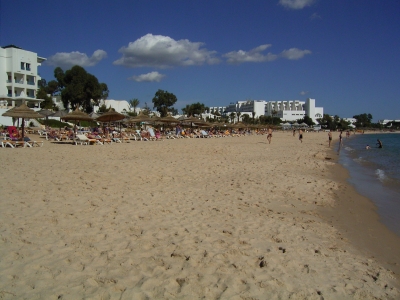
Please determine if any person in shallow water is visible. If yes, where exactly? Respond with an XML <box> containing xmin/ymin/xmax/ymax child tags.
<box><xmin>376</xmin><ymin>139</ymin><xmax>383</xmax><ymax>148</ymax></box>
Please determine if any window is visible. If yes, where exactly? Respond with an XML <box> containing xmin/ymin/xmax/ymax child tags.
<box><xmin>21</xmin><ymin>62</ymin><xmax>25</xmax><ymax>70</ymax></box>
<box><xmin>26</xmin><ymin>63</ymin><xmax>31</xmax><ymax>71</ymax></box>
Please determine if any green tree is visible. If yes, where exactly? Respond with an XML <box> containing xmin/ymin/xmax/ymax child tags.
<box><xmin>338</xmin><ymin>118</ymin><xmax>351</xmax><ymax>130</ymax></box>
<box><xmin>242</xmin><ymin>114</ymin><xmax>250</xmax><ymax>124</ymax></box>
<box><xmin>36</xmin><ymin>86</ymin><xmax>53</xmax><ymax>109</ymax></box>
<box><xmin>318</xmin><ymin>114</ymin><xmax>336</xmax><ymax>130</ymax></box>
<box><xmin>182</xmin><ymin>102</ymin><xmax>208</xmax><ymax>116</ymax></box>
<box><xmin>297</xmin><ymin>115</ymin><xmax>315</xmax><ymax>126</ymax></box>
<box><xmin>152</xmin><ymin>89</ymin><xmax>177</xmax><ymax>117</ymax></box>
<box><xmin>229</xmin><ymin>112</ymin><xmax>236</xmax><ymax>123</ymax></box>
<box><xmin>236</xmin><ymin>111</ymin><xmax>241</xmax><ymax>122</ymax></box>
<box><xmin>142</xmin><ymin>102</ymin><xmax>151</xmax><ymax>115</ymax></box>
<box><xmin>353</xmin><ymin>113</ymin><xmax>373</xmax><ymax>128</ymax></box>
<box><xmin>129</xmin><ymin>98</ymin><xmax>140</xmax><ymax>114</ymax></box>
<box><xmin>54</xmin><ymin>65</ymin><xmax>109</xmax><ymax>113</ymax></box>
<box><xmin>97</xmin><ymin>104</ymin><xmax>110</xmax><ymax>113</ymax></box>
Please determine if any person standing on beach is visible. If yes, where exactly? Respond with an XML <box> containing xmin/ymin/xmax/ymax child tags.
<box><xmin>267</xmin><ymin>128</ymin><xmax>272</xmax><ymax>144</ymax></box>
<box><xmin>328</xmin><ymin>130</ymin><xmax>332</xmax><ymax>147</ymax></box>
<box><xmin>299</xmin><ymin>129</ymin><xmax>303</xmax><ymax>143</ymax></box>
<box><xmin>293</xmin><ymin>129</ymin><xmax>296</xmax><ymax>137</ymax></box>
<box><xmin>339</xmin><ymin>131</ymin><xmax>343</xmax><ymax>146</ymax></box>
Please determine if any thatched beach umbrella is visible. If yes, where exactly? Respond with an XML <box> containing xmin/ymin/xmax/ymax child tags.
<box><xmin>50</xmin><ymin>110</ymin><xmax>68</xmax><ymax>131</ymax></box>
<box><xmin>61</xmin><ymin>108</ymin><xmax>93</xmax><ymax>141</ymax></box>
<box><xmin>38</xmin><ymin>109</ymin><xmax>54</xmax><ymax>126</ymax></box>
<box><xmin>96</xmin><ymin>110</ymin><xmax>126</xmax><ymax>139</ymax></box>
<box><xmin>159</xmin><ymin>116</ymin><xmax>180</xmax><ymax>124</ymax></box>
<box><xmin>128</xmin><ymin>114</ymin><xmax>152</xmax><ymax>123</ymax></box>
<box><xmin>2</xmin><ymin>103</ymin><xmax>43</xmax><ymax>140</ymax></box>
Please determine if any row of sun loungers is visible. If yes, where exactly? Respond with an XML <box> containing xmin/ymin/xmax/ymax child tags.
<box><xmin>2</xmin><ymin>127</ymin><xmax>252</xmax><ymax>148</ymax></box>
<box><xmin>1</xmin><ymin>138</ymin><xmax>43</xmax><ymax>148</ymax></box>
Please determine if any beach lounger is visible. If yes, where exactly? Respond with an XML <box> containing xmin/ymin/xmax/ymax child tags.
<box><xmin>147</xmin><ymin>128</ymin><xmax>161</xmax><ymax>141</ymax></box>
<box><xmin>136</xmin><ymin>130</ymin><xmax>149</xmax><ymax>141</ymax></box>
<box><xmin>200</xmin><ymin>130</ymin><xmax>211</xmax><ymax>138</ymax></box>
<box><xmin>1</xmin><ymin>139</ymin><xmax>26</xmax><ymax>148</ymax></box>
<box><xmin>75</xmin><ymin>134</ymin><xmax>102</xmax><ymax>145</ymax></box>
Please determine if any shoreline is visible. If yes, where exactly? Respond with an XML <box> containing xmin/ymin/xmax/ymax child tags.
<box><xmin>0</xmin><ymin>132</ymin><xmax>399</xmax><ymax>298</ymax></box>
<box><xmin>319</xmin><ymin>139</ymin><xmax>400</xmax><ymax>289</ymax></box>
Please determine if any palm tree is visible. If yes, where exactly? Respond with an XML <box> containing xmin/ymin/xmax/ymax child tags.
<box><xmin>237</xmin><ymin>111</ymin><xmax>241</xmax><ymax>123</ymax></box>
<box><xmin>229</xmin><ymin>112</ymin><xmax>236</xmax><ymax>123</ymax></box>
<box><xmin>129</xmin><ymin>98</ymin><xmax>140</xmax><ymax>115</ymax></box>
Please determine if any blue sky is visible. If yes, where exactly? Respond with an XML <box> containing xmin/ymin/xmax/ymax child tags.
<box><xmin>1</xmin><ymin>0</ymin><xmax>399</xmax><ymax>121</ymax></box>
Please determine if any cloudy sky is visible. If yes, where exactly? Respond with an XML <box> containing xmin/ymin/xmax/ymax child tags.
<box><xmin>1</xmin><ymin>0</ymin><xmax>399</xmax><ymax>120</ymax></box>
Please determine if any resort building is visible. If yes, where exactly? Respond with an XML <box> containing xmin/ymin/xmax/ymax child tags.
<box><xmin>223</xmin><ymin>100</ymin><xmax>267</xmax><ymax>119</ymax></box>
<box><xmin>212</xmin><ymin>98</ymin><xmax>323</xmax><ymax>123</ymax></box>
<box><xmin>0</xmin><ymin>45</ymin><xmax>45</xmax><ymax>108</ymax></box>
<box><xmin>0</xmin><ymin>45</ymin><xmax>46</xmax><ymax>125</ymax></box>
<box><xmin>265</xmin><ymin>98</ymin><xmax>323</xmax><ymax>123</ymax></box>
<box><xmin>378</xmin><ymin>119</ymin><xmax>400</xmax><ymax>125</ymax></box>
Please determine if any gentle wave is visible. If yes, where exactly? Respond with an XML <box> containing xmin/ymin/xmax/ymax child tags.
<box><xmin>375</xmin><ymin>169</ymin><xmax>387</xmax><ymax>182</ymax></box>
<box><xmin>354</xmin><ymin>156</ymin><xmax>365</xmax><ymax>163</ymax></box>
<box><xmin>344</xmin><ymin>146</ymin><xmax>355</xmax><ymax>152</ymax></box>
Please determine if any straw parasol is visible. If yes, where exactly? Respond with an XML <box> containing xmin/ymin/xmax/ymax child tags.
<box><xmin>38</xmin><ymin>109</ymin><xmax>54</xmax><ymax>126</ymax></box>
<box><xmin>159</xmin><ymin>116</ymin><xmax>180</xmax><ymax>124</ymax></box>
<box><xmin>51</xmin><ymin>110</ymin><xmax>68</xmax><ymax>120</ymax></box>
<box><xmin>61</xmin><ymin>108</ymin><xmax>93</xmax><ymax>140</ymax></box>
<box><xmin>96</xmin><ymin>110</ymin><xmax>125</xmax><ymax>123</ymax></box>
<box><xmin>96</xmin><ymin>110</ymin><xmax>126</xmax><ymax>138</ymax></box>
<box><xmin>126</xmin><ymin>114</ymin><xmax>158</xmax><ymax>124</ymax></box>
<box><xmin>2</xmin><ymin>103</ymin><xmax>43</xmax><ymax>140</ymax></box>
<box><xmin>50</xmin><ymin>110</ymin><xmax>68</xmax><ymax>131</ymax></box>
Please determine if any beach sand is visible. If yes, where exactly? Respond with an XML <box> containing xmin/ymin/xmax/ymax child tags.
<box><xmin>0</xmin><ymin>131</ymin><xmax>399</xmax><ymax>299</ymax></box>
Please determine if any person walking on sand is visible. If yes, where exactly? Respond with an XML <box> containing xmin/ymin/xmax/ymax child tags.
<box><xmin>328</xmin><ymin>130</ymin><xmax>332</xmax><ymax>147</ymax></box>
<box><xmin>339</xmin><ymin>131</ymin><xmax>343</xmax><ymax>146</ymax></box>
<box><xmin>267</xmin><ymin>128</ymin><xmax>273</xmax><ymax>144</ymax></box>
<box><xmin>299</xmin><ymin>129</ymin><xmax>303</xmax><ymax>143</ymax></box>
<box><xmin>293</xmin><ymin>129</ymin><xmax>296</xmax><ymax>137</ymax></box>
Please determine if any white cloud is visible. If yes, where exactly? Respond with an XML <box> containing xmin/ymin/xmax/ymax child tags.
<box><xmin>114</xmin><ymin>34</ymin><xmax>220</xmax><ymax>68</ymax></box>
<box><xmin>278</xmin><ymin>0</ymin><xmax>316</xmax><ymax>10</ymax></box>
<box><xmin>128</xmin><ymin>71</ymin><xmax>165</xmax><ymax>82</ymax></box>
<box><xmin>46</xmin><ymin>50</ymin><xmax>107</xmax><ymax>68</ymax></box>
<box><xmin>280</xmin><ymin>48</ymin><xmax>312</xmax><ymax>60</ymax></box>
<box><xmin>300</xmin><ymin>91</ymin><xmax>309</xmax><ymax>95</ymax></box>
<box><xmin>224</xmin><ymin>44</ymin><xmax>278</xmax><ymax>64</ymax></box>
<box><xmin>310</xmin><ymin>12</ymin><xmax>322</xmax><ymax>20</ymax></box>
<box><xmin>224</xmin><ymin>45</ymin><xmax>311</xmax><ymax>64</ymax></box>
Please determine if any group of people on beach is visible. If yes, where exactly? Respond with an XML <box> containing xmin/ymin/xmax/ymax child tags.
<box><xmin>326</xmin><ymin>128</ymin><xmax>384</xmax><ymax>150</ymax></box>
<box><xmin>266</xmin><ymin>128</ymin><xmax>303</xmax><ymax>144</ymax></box>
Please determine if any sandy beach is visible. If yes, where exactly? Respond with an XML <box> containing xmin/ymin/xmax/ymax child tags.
<box><xmin>1</xmin><ymin>131</ymin><xmax>399</xmax><ymax>299</ymax></box>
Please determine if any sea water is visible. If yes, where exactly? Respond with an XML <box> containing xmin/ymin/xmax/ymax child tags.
<box><xmin>338</xmin><ymin>133</ymin><xmax>400</xmax><ymax>236</ymax></box>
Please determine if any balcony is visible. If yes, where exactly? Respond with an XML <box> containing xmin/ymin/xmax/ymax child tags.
<box><xmin>27</xmin><ymin>82</ymin><xmax>35</xmax><ymax>85</ymax></box>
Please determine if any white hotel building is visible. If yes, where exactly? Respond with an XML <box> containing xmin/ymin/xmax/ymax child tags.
<box><xmin>0</xmin><ymin>45</ymin><xmax>45</xmax><ymax>125</ymax></box>
<box><xmin>220</xmin><ymin>98</ymin><xmax>323</xmax><ymax>123</ymax></box>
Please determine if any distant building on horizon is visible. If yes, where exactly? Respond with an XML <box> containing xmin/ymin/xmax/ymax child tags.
<box><xmin>211</xmin><ymin>98</ymin><xmax>323</xmax><ymax>123</ymax></box>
